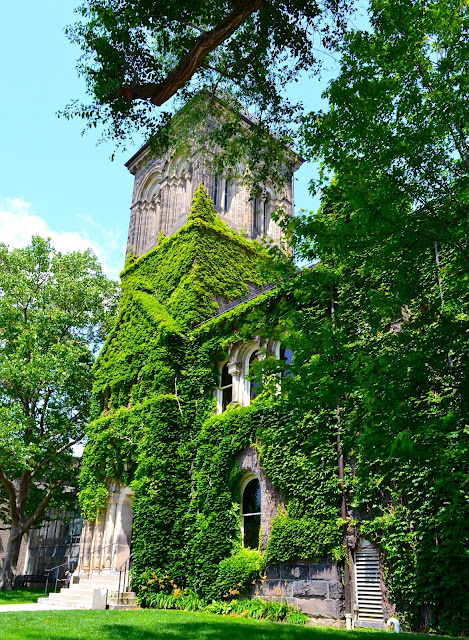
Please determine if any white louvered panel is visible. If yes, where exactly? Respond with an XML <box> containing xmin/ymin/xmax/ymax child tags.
<box><xmin>355</xmin><ymin>544</ymin><xmax>384</xmax><ymax>621</ymax></box>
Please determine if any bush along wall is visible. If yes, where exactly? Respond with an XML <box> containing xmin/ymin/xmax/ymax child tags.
<box><xmin>79</xmin><ymin>184</ymin><xmax>468</xmax><ymax>634</ymax></box>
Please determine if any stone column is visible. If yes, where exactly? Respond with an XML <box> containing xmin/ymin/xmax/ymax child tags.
<box><xmin>228</xmin><ymin>361</ymin><xmax>242</xmax><ymax>404</ymax></box>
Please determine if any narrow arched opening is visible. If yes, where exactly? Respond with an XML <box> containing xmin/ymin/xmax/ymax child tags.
<box><xmin>241</xmin><ymin>477</ymin><xmax>261</xmax><ymax>549</ymax></box>
<box><xmin>220</xmin><ymin>362</ymin><xmax>232</xmax><ymax>412</ymax></box>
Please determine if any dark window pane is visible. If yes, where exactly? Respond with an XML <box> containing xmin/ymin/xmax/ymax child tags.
<box><xmin>222</xmin><ymin>386</ymin><xmax>232</xmax><ymax>411</ymax></box>
<box><xmin>244</xmin><ymin>515</ymin><xmax>261</xmax><ymax>549</ymax></box>
<box><xmin>213</xmin><ymin>174</ymin><xmax>219</xmax><ymax>206</ymax></box>
<box><xmin>249</xmin><ymin>351</ymin><xmax>261</xmax><ymax>400</ymax></box>
<box><xmin>221</xmin><ymin>363</ymin><xmax>232</xmax><ymax>387</ymax></box>
<box><xmin>243</xmin><ymin>479</ymin><xmax>261</xmax><ymax>514</ymax></box>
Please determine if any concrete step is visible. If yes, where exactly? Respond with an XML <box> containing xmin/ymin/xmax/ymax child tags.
<box><xmin>37</xmin><ymin>597</ymin><xmax>90</xmax><ymax>609</ymax></box>
<box><xmin>108</xmin><ymin>596</ymin><xmax>137</xmax><ymax>605</ymax></box>
<box><xmin>77</xmin><ymin>571</ymin><xmax>119</xmax><ymax>581</ymax></box>
<box><xmin>61</xmin><ymin>584</ymin><xmax>119</xmax><ymax>594</ymax></box>
<box><xmin>40</xmin><ymin>595</ymin><xmax>93</xmax><ymax>605</ymax></box>
<box><xmin>108</xmin><ymin>603</ymin><xmax>138</xmax><ymax>610</ymax></box>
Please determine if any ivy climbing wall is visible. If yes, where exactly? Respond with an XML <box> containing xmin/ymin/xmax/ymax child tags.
<box><xmin>80</xmin><ymin>185</ymin><xmax>343</xmax><ymax>614</ymax></box>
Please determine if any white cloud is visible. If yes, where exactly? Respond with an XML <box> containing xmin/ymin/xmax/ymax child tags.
<box><xmin>0</xmin><ymin>198</ymin><xmax>124</xmax><ymax>279</ymax></box>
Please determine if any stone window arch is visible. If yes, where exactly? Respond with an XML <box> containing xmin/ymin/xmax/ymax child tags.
<box><xmin>238</xmin><ymin>448</ymin><xmax>284</xmax><ymax>551</ymax></box>
<box><xmin>218</xmin><ymin>339</ymin><xmax>290</xmax><ymax>410</ymax></box>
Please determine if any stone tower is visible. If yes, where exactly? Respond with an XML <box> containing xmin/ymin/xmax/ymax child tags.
<box><xmin>125</xmin><ymin>140</ymin><xmax>301</xmax><ymax>257</ymax></box>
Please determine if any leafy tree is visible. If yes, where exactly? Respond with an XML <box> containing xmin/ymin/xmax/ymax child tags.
<box><xmin>300</xmin><ymin>0</ymin><xmax>469</xmax><ymax>264</ymax></box>
<box><xmin>269</xmin><ymin>0</ymin><xmax>469</xmax><ymax>631</ymax></box>
<box><xmin>0</xmin><ymin>237</ymin><xmax>118</xmax><ymax>590</ymax></box>
<box><xmin>64</xmin><ymin>0</ymin><xmax>352</xmax><ymax>185</ymax></box>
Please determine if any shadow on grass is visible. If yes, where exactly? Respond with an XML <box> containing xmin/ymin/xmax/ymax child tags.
<box><xmin>98</xmin><ymin>617</ymin><xmax>401</xmax><ymax>640</ymax></box>
<box><xmin>0</xmin><ymin>609</ymin><xmax>424</xmax><ymax>640</ymax></box>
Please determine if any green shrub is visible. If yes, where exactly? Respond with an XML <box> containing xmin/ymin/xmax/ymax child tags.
<box><xmin>265</xmin><ymin>514</ymin><xmax>344</xmax><ymax>564</ymax></box>
<box><xmin>139</xmin><ymin>589</ymin><xmax>307</xmax><ymax>625</ymax></box>
<box><xmin>212</xmin><ymin>547</ymin><xmax>265</xmax><ymax>600</ymax></box>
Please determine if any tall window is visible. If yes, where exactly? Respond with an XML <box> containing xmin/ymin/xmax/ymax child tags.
<box><xmin>213</xmin><ymin>174</ymin><xmax>219</xmax><ymax>207</ymax></box>
<box><xmin>224</xmin><ymin>179</ymin><xmax>229</xmax><ymax>211</ymax></box>
<box><xmin>253</xmin><ymin>196</ymin><xmax>268</xmax><ymax>234</ymax></box>
<box><xmin>242</xmin><ymin>478</ymin><xmax>261</xmax><ymax>549</ymax></box>
<box><xmin>253</xmin><ymin>197</ymin><xmax>262</xmax><ymax>234</ymax></box>
<box><xmin>262</xmin><ymin>199</ymin><xmax>268</xmax><ymax>234</ymax></box>
<box><xmin>220</xmin><ymin>362</ymin><xmax>232</xmax><ymax>411</ymax></box>
<box><xmin>248</xmin><ymin>351</ymin><xmax>261</xmax><ymax>400</ymax></box>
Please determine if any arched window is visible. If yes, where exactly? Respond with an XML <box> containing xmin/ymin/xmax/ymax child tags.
<box><xmin>219</xmin><ymin>362</ymin><xmax>232</xmax><ymax>412</ymax></box>
<box><xmin>242</xmin><ymin>477</ymin><xmax>261</xmax><ymax>549</ymax></box>
<box><xmin>248</xmin><ymin>351</ymin><xmax>261</xmax><ymax>401</ymax></box>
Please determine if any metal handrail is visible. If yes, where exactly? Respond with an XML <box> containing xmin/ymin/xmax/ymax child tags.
<box><xmin>44</xmin><ymin>542</ymin><xmax>119</xmax><ymax>595</ymax></box>
<box><xmin>117</xmin><ymin>553</ymin><xmax>133</xmax><ymax>604</ymax></box>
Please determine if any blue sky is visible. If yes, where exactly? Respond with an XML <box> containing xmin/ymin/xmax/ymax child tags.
<box><xmin>0</xmin><ymin>1</ymin><xmax>367</xmax><ymax>279</ymax></box>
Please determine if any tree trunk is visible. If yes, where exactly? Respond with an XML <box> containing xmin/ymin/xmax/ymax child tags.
<box><xmin>0</xmin><ymin>524</ymin><xmax>24</xmax><ymax>590</ymax></box>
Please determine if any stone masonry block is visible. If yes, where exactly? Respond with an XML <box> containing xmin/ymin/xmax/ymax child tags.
<box><xmin>259</xmin><ymin>580</ymin><xmax>292</xmax><ymax>597</ymax></box>
<box><xmin>309</xmin><ymin>563</ymin><xmax>339</xmax><ymax>581</ymax></box>
<box><xmin>280</xmin><ymin>564</ymin><xmax>309</xmax><ymax>581</ymax></box>
<box><xmin>292</xmin><ymin>580</ymin><xmax>328</xmax><ymax>598</ymax></box>
<box><xmin>327</xmin><ymin>580</ymin><xmax>344</xmax><ymax>599</ymax></box>
<box><xmin>298</xmin><ymin>597</ymin><xmax>343</xmax><ymax>619</ymax></box>
<box><xmin>265</xmin><ymin>565</ymin><xmax>280</xmax><ymax>580</ymax></box>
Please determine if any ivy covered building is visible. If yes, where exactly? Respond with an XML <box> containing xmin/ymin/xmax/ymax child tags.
<box><xmin>75</xmin><ymin>141</ymin><xmax>390</xmax><ymax>627</ymax></box>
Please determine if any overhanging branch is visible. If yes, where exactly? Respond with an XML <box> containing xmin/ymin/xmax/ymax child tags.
<box><xmin>122</xmin><ymin>0</ymin><xmax>264</xmax><ymax>106</ymax></box>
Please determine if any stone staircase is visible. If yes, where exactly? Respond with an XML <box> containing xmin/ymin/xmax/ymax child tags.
<box><xmin>37</xmin><ymin>571</ymin><xmax>137</xmax><ymax>610</ymax></box>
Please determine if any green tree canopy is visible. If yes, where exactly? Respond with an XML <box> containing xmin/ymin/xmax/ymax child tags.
<box><xmin>269</xmin><ymin>0</ymin><xmax>469</xmax><ymax>631</ymax></box>
<box><xmin>300</xmin><ymin>0</ymin><xmax>469</xmax><ymax>264</ymax></box>
<box><xmin>64</xmin><ymin>0</ymin><xmax>352</xmax><ymax>186</ymax></box>
<box><xmin>0</xmin><ymin>237</ymin><xmax>118</xmax><ymax>590</ymax></box>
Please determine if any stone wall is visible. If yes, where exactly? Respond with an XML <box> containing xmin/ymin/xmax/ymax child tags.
<box><xmin>256</xmin><ymin>560</ymin><xmax>344</xmax><ymax>623</ymax></box>
<box><xmin>125</xmin><ymin>142</ymin><xmax>295</xmax><ymax>257</ymax></box>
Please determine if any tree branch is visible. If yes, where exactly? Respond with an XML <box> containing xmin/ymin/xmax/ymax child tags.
<box><xmin>122</xmin><ymin>0</ymin><xmax>264</xmax><ymax>106</ymax></box>
<box><xmin>22</xmin><ymin>478</ymin><xmax>65</xmax><ymax>533</ymax></box>
<box><xmin>29</xmin><ymin>436</ymin><xmax>84</xmax><ymax>482</ymax></box>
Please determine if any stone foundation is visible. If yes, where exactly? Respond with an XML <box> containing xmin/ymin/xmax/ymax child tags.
<box><xmin>255</xmin><ymin>560</ymin><xmax>344</xmax><ymax>621</ymax></box>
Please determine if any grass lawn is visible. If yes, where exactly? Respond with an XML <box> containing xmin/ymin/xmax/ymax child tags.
<box><xmin>0</xmin><ymin>588</ymin><xmax>49</xmax><ymax>605</ymax></box>
<box><xmin>0</xmin><ymin>609</ymin><xmax>433</xmax><ymax>640</ymax></box>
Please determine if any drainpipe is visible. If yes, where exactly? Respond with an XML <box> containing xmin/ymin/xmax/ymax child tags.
<box><xmin>336</xmin><ymin>406</ymin><xmax>352</xmax><ymax>628</ymax></box>
<box><xmin>387</xmin><ymin>617</ymin><xmax>401</xmax><ymax>633</ymax></box>
<box><xmin>331</xmin><ymin>293</ymin><xmax>353</xmax><ymax>629</ymax></box>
